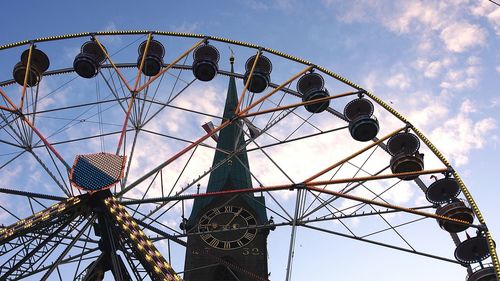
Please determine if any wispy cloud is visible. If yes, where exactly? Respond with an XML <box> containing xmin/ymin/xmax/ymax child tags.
<box><xmin>439</xmin><ymin>22</ymin><xmax>486</xmax><ymax>53</ymax></box>
<box><xmin>168</xmin><ymin>22</ymin><xmax>200</xmax><ymax>33</ymax></box>
<box><xmin>471</xmin><ymin>0</ymin><xmax>500</xmax><ymax>35</ymax></box>
<box><xmin>430</xmin><ymin>99</ymin><xmax>496</xmax><ymax>166</ymax></box>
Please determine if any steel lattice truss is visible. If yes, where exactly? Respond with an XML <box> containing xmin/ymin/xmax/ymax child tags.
<box><xmin>0</xmin><ymin>31</ymin><xmax>498</xmax><ymax>281</ymax></box>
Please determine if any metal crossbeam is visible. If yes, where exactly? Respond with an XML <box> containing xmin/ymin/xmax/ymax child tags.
<box><xmin>0</xmin><ymin>213</ymin><xmax>87</xmax><ymax>279</ymax></box>
<box><xmin>103</xmin><ymin>196</ymin><xmax>181</xmax><ymax>281</ymax></box>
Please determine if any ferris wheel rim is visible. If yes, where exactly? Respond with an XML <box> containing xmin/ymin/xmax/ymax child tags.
<box><xmin>0</xmin><ymin>30</ymin><xmax>497</xmax><ymax>280</ymax></box>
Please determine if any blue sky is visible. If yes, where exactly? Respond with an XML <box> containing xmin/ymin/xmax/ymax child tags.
<box><xmin>0</xmin><ymin>1</ymin><xmax>499</xmax><ymax>280</ymax></box>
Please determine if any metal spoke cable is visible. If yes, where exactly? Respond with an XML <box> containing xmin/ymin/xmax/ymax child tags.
<box><xmin>361</xmin><ymin>217</ymin><xmax>427</xmax><ymax>239</ymax></box>
<box><xmin>305</xmin><ymin>190</ymin><xmax>357</xmax><ymax>237</ymax></box>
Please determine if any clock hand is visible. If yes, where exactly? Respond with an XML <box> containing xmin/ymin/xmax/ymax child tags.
<box><xmin>223</xmin><ymin>208</ymin><xmax>243</xmax><ymax>229</ymax></box>
<box><xmin>199</xmin><ymin>223</ymin><xmax>218</xmax><ymax>230</ymax></box>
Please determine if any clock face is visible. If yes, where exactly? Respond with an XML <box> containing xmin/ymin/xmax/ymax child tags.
<box><xmin>198</xmin><ymin>205</ymin><xmax>258</xmax><ymax>250</ymax></box>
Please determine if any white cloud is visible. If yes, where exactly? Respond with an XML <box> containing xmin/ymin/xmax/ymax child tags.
<box><xmin>439</xmin><ymin>64</ymin><xmax>480</xmax><ymax>90</ymax></box>
<box><xmin>406</xmin><ymin>93</ymin><xmax>450</xmax><ymax>130</ymax></box>
<box><xmin>386</xmin><ymin>73</ymin><xmax>411</xmax><ymax>90</ymax></box>
<box><xmin>440</xmin><ymin>22</ymin><xmax>487</xmax><ymax>53</ymax></box>
<box><xmin>437</xmin><ymin>55</ymin><xmax>481</xmax><ymax>91</ymax></box>
<box><xmin>496</xmin><ymin>66</ymin><xmax>500</xmax><ymax>74</ymax></box>
<box><xmin>99</xmin><ymin>22</ymin><xmax>123</xmax><ymax>46</ymax></box>
<box><xmin>430</xmin><ymin>99</ymin><xmax>496</xmax><ymax>166</ymax></box>
<box><xmin>459</xmin><ymin>98</ymin><xmax>476</xmax><ymax>114</ymax></box>
<box><xmin>243</xmin><ymin>0</ymin><xmax>270</xmax><ymax>10</ymax></box>
<box><xmin>491</xmin><ymin>97</ymin><xmax>500</xmax><ymax>108</ymax></box>
<box><xmin>471</xmin><ymin>1</ymin><xmax>500</xmax><ymax>35</ymax></box>
<box><xmin>414</xmin><ymin>57</ymin><xmax>453</xmax><ymax>78</ymax></box>
<box><xmin>169</xmin><ymin>22</ymin><xmax>200</xmax><ymax>34</ymax></box>
<box><xmin>243</xmin><ymin>0</ymin><xmax>300</xmax><ymax>11</ymax></box>
<box><xmin>382</xmin><ymin>1</ymin><xmax>444</xmax><ymax>34</ymax></box>
<box><xmin>324</xmin><ymin>1</ymin><xmax>493</xmax><ymax>56</ymax></box>
<box><xmin>361</xmin><ymin>71</ymin><xmax>378</xmax><ymax>92</ymax></box>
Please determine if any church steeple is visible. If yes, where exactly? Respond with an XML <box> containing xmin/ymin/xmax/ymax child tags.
<box><xmin>188</xmin><ymin>56</ymin><xmax>265</xmax><ymax>224</ymax></box>
<box><xmin>183</xmin><ymin>56</ymin><xmax>270</xmax><ymax>281</ymax></box>
<box><xmin>205</xmin><ymin>55</ymin><xmax>253</xmax><ymax>193</ymax></box>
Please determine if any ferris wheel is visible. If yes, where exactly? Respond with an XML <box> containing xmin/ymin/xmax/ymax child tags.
<box><xmin>0</xmin><ymin>31</ymin><xmax>497</xmax><ymax>281</ymax></box>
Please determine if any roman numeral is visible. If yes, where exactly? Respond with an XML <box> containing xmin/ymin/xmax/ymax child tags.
<box><xmin>209</xmin><ymin>238</ymin><xmax>219</xmax><ymax>247</ymax></box>
<box><xmin>244</xmin><ymin>232</ymin><xmax>255</xmax><ymax>240</ymax></box>
<box><xmin>224</xmin><ymin>206</ymin><xmax>232</xmax><ymax>213</ymax></box>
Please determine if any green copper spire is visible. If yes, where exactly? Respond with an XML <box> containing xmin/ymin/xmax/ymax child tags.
<box><xmin>188</xmin><ymin>57</ymin><xmax>266</xmax><ymax>225</ymax></box>
<box><xmin>205</xmin><ymin>57</ymin><xmax>253</xmax><ymax>193</ymax></box>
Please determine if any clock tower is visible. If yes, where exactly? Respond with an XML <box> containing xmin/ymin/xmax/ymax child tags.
<box><xmin>183</xmin><ymin>57</ymin><xmax>270</xmax><ymax>281</ymax></box>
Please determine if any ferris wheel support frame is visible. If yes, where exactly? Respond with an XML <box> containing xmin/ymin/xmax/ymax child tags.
<box><xmin>0</xmin><ymin>30</ymin><xmax>497</xmax><ymax>280</ymax></box>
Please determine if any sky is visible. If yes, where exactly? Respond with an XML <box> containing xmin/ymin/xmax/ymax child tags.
<box><xmin>0</xmin><ymin>1</ymin><xmax>499</xmax><ymax>280</ymax></box>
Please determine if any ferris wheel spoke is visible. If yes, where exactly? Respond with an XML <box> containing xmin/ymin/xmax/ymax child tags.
<box><xmin>242</xmin><ymin>90</ymin><xmax>359</xmax><ymax>121</ymax></box>
<box><xmin>307</xmin><ymin>168</ymin><xmax>448</xmax><ymax>187</ymax></box>
<box><xmin>305</xmin><ymin>204</ymin><xmax>434</xmax><ymax>223</ymax></box>
<box><xmin>135</xmin><ymin>219</ymin><xmax>187</xmax><ymax>247</ymax></box>
<box><xmin>28</xmin><ymin>81</ymin><xmax>40</xmax><ymax>141</ymax></box>
<box><xmin>29</xmin><ymin>149</ymin><xmax>71</xmax><ymax>197</ymax></box>
<box><xmin>129</xmin><ymin>169</ymin><xmax>160</xmax><ymax>217</ymax></box>
<box><xmin>0</xmin><ymin>150</ymin><xmax>25</xmax><ymax>171</ymax></box>
<box><xmin>0</xmin><ymin>208</ymin><xmax>88</xmax><ymax>279</ymax></box>
<box><xmin>230</xmin><ymin>144</ymin><xmax>293</xmax><ymax>220</ymax></box>
<box><xmin>238</xmin><ymin>122</ymin><xmax>295</xmax><ymax>184</ymax></box>
<box><xmin>0</xmin><ymin>187</ymin><xmax>65</xmax><ymax>204</ymax></box>
<box><xmin>328</xmin><ymin>174</ymin><xmax>401</xmax><ymax>220</ymax></box>
<box><xmin>0</xmin><ymin>105</ymin><xmax>16</xmax><ymax>114</ymax></box>
<box><xmin>303</xmin><ymin>126</ymin><xmax>405</xmax><ymax>184</ymax></box>
<box><xmin>235</xmin><ymin>50</ymin><xmax>261</xmax><ymax>114</ymax></box>
<box><xmin>300</xmin><ymin>163</ymin><xmax>346</xmax><ymax>218</ymax></box>
<box><xmin>140</xmin><ymin>78</ymin><xmax>198</xmax><ymax>128</ymax></box>
<box><xmin>163</xmin><ymin>55</ymin><xmax>189</xmax><ymax>104</ymax></box>
<box><xmin>0</xmin><ymin>115</ymin><xmax>28</xmax><ymax>148</ymax></box>
<box><xmin>39</xmin><ymin>215</ymin><xmax>95</xmax><ymax>281</ymax></box>
<box><xmin>0</xmin><ymin>204</ymin><xmax>21</xmax><ymax>221</ymax></box>
<box><xmin>7</xmin><ymin>109</ymin><xmax>73</xmax><ymax>173</ymax></box>
<box><xmin>139</xmin><ymin>84</ymin><xmax>219</xmax><ymax>129</ymax></box>
<box><xmin>118</xmin><ymin>129</ymin><xmax>140</xmax><ymax>192</ymax></box>
<box><xmin>123</xmin><ymin>146</ymin><xmax>200</xmax><ymax>224</ymax></box>
<box><xmin>254</xmin><ymin>89</ymin><xmax>288</xmax><ymax>136</ymax></box>
<box><xmin>285</xmin><ymin>188</ymin><xmax>304</xmax><ymax>281</ymax></box>
<box><xmin>18</xmin><ymin>44</ymin><xmax>34</xmax><ymax>110</ymax></box>
<box><xmin>365</xmin><ymin>202</ymin><xmax>416</xmax><ymax>251</ymax></box>
<box><xmin>13</xmin><ymin>248</ymin><xmax>99</xmax><ymax>281</ymax></box>
<box><xmin>329</xmin><ymin>165</ymin><xmax>392</xmax><ymax>211</ymax></box>
<box><xmin>43</xmin><ymin>145</ymin><xmax>71</xmax><ymax>191</ymax></box>
<box><xmin>23</xmin><ymin>96</ymin><xmax>128</xmax><ymax>119</ymax></box>
<box><xmin>238</xmin><ymin>65</ymin><xmax>313</xmax><ymax>116</ymax></box>
<box><xmin>133</xmin><ymin>33</ymin><xmax>153</xmax><ymax>92</ymax></box>
<box><xmin>307</xmin><ymin>183</ymin><xmax>478</xmax><ymax>229</ymax></box>
<box><xmin>34</xmin><ymin>99</ymin><xmax>126</xmax><ymax>148</ymax></box>
<box><xmin>118</xmin><ymin>116</ymin><xmax>235</xmax><ymax>197</ymax></box>
<box><xmin>94</xmin><ymin>37</ymin><xmax>133</xmax><ymax>92</ymax></box>
<box><xmin>247</xmin><ymin>125</ymin><xmax>348</xmax><ymax>153</ymax></box>
<box><xmin>0</xmin><ymin>88</ymin><xmax>19</xmax><ymax>111</ymax></box>
<box><xmin>131</xmin><ymin>150</ymin><xmax>202</xmax><ymax>224</ymax></box>
<box><xmin>361</xmin><ymin>217</ymin><xmax>427</xmax><ymax>239</ymax></box>
<box><xmin>302</xmin><ymin>224</ymin><xmax>461</xmax><ymax>265</ymax></box>
<box><xmin>99</xmin><ymin>71</ymin><xmax>129</xmax><ymax>115</ymax></box>
<box><xmin>31</xmin><ymin>130</ymin><xmax>127</xmax><ymax>151</ymax></box>
<box><xmin>304</xmin><ymin>190</ymin><xmax>358</xmax><ymax>237</ymax></box>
